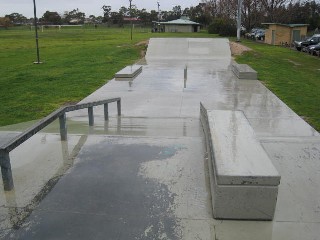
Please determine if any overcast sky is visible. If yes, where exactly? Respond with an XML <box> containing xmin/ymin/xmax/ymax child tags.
<box><xmin>1</xmin><ymin>0</ymin><xmax>202</xmax><ymax>18</ymax></box>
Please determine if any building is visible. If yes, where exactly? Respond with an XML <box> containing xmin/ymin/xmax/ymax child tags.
<box><xmin>262</xmin><ymin>23</ymin><xmax>308</xmax><ymax>45</ymax></box>
<box><xmin>160</xmin><ymin>17</ymin><xmax>200</xmax><ymax>33</ymax></box>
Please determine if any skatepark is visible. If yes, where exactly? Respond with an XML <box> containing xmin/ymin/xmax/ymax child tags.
<box><xmin>0</xmin><ymin>38</ymin><xmax>319</xmax><ymax>239</ymax></box>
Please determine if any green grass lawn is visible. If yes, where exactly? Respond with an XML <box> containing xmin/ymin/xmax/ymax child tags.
<box><xmin>234</xmin><ymin>39</ymin><xmax>320</xmax><ymax>131</ymax></box>
<box><xmin>0</xmin><ymin>26</ymin><xmax>213</xmax><ymax>126</ymax></box>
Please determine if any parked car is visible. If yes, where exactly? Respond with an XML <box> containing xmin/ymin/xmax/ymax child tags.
<box><xmin>294</xmin><ymin>34</ymin><xmax>320</xmax><ymax>51</ymax></box>
<box><xmin>306</xmin><ymin>43</ymin><xmax>320</xmax><ymax>55</ymax></box>
<box><xmin>245</xmin><ymin>28</ymin><xmax>265</xmax><ymax>40</ymax></box>
<box><xmin>255</xmin><ymin>29</ymin><xmax>265</xmax><ymax>41</ymax></box>
<box><xmin>245</xmin><ymin>28</ymin><xmax>258</xmax><ymax>39</ymax></box>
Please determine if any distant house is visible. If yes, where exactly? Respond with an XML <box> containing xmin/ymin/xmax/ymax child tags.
<box><xmin>69</xmin><ymin>19</ymin><xmax>82</xmax><ymax>24</ymax></box>
<box><xmin>160</xmin><ymin>17</ymin><xmax>200</xmax><ymax>33</ymax></box>
<box><xmin>262</xmin><ymin>23</ymin><xmax>308</xmax><ymax>45</ymax></box>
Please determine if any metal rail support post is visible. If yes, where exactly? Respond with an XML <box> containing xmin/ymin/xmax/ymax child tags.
<box><xmin>59</xmin><ymin>113</ymin><xmax>67</xmax><ymax>141</ymax></box>
<box><xmin>0</xmin><ymin>151</ymin><xmax>14</xmax><ymax>191</ymax></box>
<box><xmin>104</xmin><ymin>103</ymin><xmax>109</xmax><ymax>121</ymax></box>
<box><xmin>184</xmin><ymin>65</ymin><xmax>187</xmax><ymax>88</ymax></box>
<box><xmin>117</xmin><ymin>100</ymin><xmax>121</xmax><ymax>116</ymax></box>
<box><xmin>88</xmin><ymin>107</ymin><xmax>94</xmax><ymax>126</ymax></box>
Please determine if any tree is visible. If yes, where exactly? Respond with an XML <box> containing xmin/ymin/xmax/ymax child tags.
<box><xmin>260</xmin><ymin>0</ymin><xmax>292</xmax><ymax>22</ymax></box>
<box><xmin>201</xmin><ymin>0</ymin><xmax>303</xmax><ymax>31</ymax></box>
<box><xmin>41</xmin><ymin>11</ymin><xmax>62</xmax><ymax>25</ymax></box>
<box><xmin>201</xmin><ymin>0</ymin><xmax>218</xmax><ymax>18</ymax></box>
<box><xmin>137</xmin><ymin>8</ymin><xmax>150</xmax><ymax>26</ymax></box>
<box><xmin>129</xmin><ymin>5</ymin><xmax>139</xmax><ymax>18</ymax></box>
<box><xmin>242</xmin><ymin>0</ymin><xmax>264</xmax><ymax>30</ymax></box>
<box><xmin>0</xmin><ymin>17</ymin><xmax>12</xmax><ymax>28</ymax></box>
<box><xmin>149</xmin><ymin>10</ymin><xmax>159</xmax><ymax>21</ymax></box>
<box><xmin>188</xmin><ymin>3</ymin><xmax>211</xmax><ymax>26</ymax></box>
<box><xmin>88</xmin><ymin>15</ymin><xmax>96</xmax><ymax>23</ymax></box>
<box><xmin>305</xmin><ymin>0</ymin><xmax>320</xmax><ymax>30</ymax></box>
<box><xmin>63</xmin><ymin>8</ymin><xmax>85</xmax><ymax>24</ymax></box>
<box><xmin>5</xmin><ymin>12</ymin><xmax>27</xmax><ymax>25</ymax></box>
<box><xmin>102</xmin><ymin>5</ymin><xmax>112</xmax><ymax>23</ymax></box>
<box><xmin>119</xmin><ymin>6</ymin><xmax>129</xmax><ymax>17</ymax></box>
<box><xmin>96</xmin><ymin>16</ymin><xmax>104</xmax><ymax>24</ymax></box>
<box><xmin>172</xmin><ymin>5</ymin><xmax>182</xmax><ymax>19</ymax></box>
<box><xmin>110</xmin><ymin>11</ymin><xmax>124</xmax><ymax>26</ymax></box>
<box><xmin>183</xmin><ymin>8</ymin><xmax>191</xmax><ymax>16</ymax></box>
<box><xmin>208</xmin><ymin>17</ymin><xmax>236</xmax><ymax>36</ymax></box>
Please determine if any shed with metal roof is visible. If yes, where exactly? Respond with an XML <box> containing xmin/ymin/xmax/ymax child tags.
<box><xmin>262</xmin><ymin>23</ymin><xmax>309</xmax><ymax>45</ymax></box>
<box><xmin>160</xmin><ymin>17</ymin><xmax>201</xmax><ymax>33</ymax></box>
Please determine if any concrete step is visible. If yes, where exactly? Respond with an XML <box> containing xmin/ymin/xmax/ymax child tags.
<box><xmin>232</xmin><ymin>62</ymin><xmax>257</xmax><ymax>80</ymax></box>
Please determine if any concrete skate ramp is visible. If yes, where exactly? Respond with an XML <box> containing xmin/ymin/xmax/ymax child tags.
<box><xmin>2</xmin><ymin>37</ymin><xmax>320</xmax><ymax>239</ymax></box>
<box><xmin>146</xmin><ymin>38</ymin><xmax>231</xmax><ymax>63</ymax></box>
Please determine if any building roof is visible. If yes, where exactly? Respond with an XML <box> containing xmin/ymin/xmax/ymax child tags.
<box><xmin>262</xmin><ymin>23</ymin><xmax>309</xmax><ymax>28</ymax></box>
<box><xmin>161</xmin><ymin>19</ymin><xmax>200</xmax><ymax>25</ymax></box>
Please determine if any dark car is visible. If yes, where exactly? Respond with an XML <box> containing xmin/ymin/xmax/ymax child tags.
<box><xmin>306</xmin><ymin>43</ymin><xmax>320</xmax><ymax>55</ymax></box>
<box><xmin>245</xmin><ymin>28</ymin><xmax>260</xmax><ymax>39</ymax></box>
<box><xmin>294</xmin><ymin>34</ymin><xmax>320</xmax><ymax>51</ymax></box>
<box><xmin>255</xmin><ymin>29</ymin><xmax>265</xmax><ymax>41</ymax></box>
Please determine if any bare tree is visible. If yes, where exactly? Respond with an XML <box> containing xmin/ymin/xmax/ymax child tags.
<box><xmin>242</xmin><ymin>0</ymin><xmax>264</xmax><ymax>29</ymax></box>
<box><xmin>202</xmin><ymin>0</ymin><xmax>238</xmax><ymax>20</ymax></box>
<box><xmin>260</xmin><ymin>0</ymin><xmax>293</xmax><ymax>22</ymax></box>
<box><xmin>201</xmin><ymin>0</ymin><xmax>218</xmax><ymax>18</ymax></box>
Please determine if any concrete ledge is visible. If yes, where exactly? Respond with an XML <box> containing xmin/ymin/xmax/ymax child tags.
<box><xmin>200</xmin><ymin>103</ymin><xmax>280</xmax><ymax>220</ymax></box>
<box><xmin>115</xmin><ymin>65</ymin><xmax>142</xmax><ymax>80</ymax></box>
<box><xmin>232</xmin><ymin>62</ymin><xmax>257</xmax><ymax>80</ymax></box>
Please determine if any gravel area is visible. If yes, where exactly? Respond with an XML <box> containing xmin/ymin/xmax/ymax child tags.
<box><xmin>229</xmin><ymin>41</ymin><xmax>252</xmax><ymax>56</ymax></box>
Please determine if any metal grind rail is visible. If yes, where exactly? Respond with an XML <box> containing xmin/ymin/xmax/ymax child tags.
<box><xmin>0</xmin><ymin>97</ymin><xmax>121</xmax><ymax>191</ymax></box>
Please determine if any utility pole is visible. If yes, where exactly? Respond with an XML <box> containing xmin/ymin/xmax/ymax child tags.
<box><xmin>129</xmin><ymin>0</ymin><xmax>133</xmax><ymax>40</ymax></box>
<box><xmin>33</xmin><ymin>0</ymin><xmax>42</xmax><ymax>63</ymax></box>
<box><xmin>157</xmin><ymin>1</ymin><xmax>160</xmax><ymax>32</ymax></box>
<box><xmin>237</xmin><ymin>0</ymin><xmax>242</xmax><ymax>42</ymax></box>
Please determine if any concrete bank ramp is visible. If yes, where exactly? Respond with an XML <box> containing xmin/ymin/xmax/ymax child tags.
<box><xmin>146</xmin><ymin>38</ymin><xmax>231</xmax><ymax>65</ymax></box>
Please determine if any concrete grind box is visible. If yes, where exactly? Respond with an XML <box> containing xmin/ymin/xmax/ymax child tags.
<box><xmin>200</xmin><ymin>104</ymin><xmax>281</xmax><ymax>220</ymax></box>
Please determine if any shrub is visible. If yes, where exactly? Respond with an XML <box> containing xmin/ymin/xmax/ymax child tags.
<box><xmin>208</xmin><ymin>18</ymin><xmax>224</xmax><ymax>34</ymax></box>
<box><xmin>208</xmin><ymin>18</ymin><xmax>237</xmax><ymax>37</ymax></box>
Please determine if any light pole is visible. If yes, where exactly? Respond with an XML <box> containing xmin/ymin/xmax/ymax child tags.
<box><xmin>33</xmin><ymin>0</ymin><xmax>42</xmax><ymax>64</ymax></box>
<box><xmin>157</xmin><ymin>1</ymin><xmax>160</xmax><ymax>32</ymax></box>
<box><xmin>236</xmin><ymin>0</ymin><xmax>243</xmax><ymax>42</ymax></box>
<box><xmin>129</xmin><ymin>0</ymin><xmax>133</xmax><ymax>40</ymax></box>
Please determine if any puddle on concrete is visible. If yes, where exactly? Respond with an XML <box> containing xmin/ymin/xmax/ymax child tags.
<box><xmin>5</xmin><ymin>138</ymin><xmax>184</xmax><ymax>239</ymax></box>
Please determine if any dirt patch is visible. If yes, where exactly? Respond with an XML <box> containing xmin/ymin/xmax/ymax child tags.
<box><xmin>135</xmin><ymin>40</ymin><xmax>149</xmax><ymax>46</ymax></box>
<box><xmin>136</xmin><ymin>40</ymin><xmax>149</xmax><ymax>58</ymax></box>
<box><xmin>230</xmin><ymin>41</ymin><xmax>252</xmax><ymax>56</ymax></box>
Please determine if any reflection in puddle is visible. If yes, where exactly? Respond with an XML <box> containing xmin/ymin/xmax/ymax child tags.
<box><xmin>0</xmin><ymin>134</ymin><xmax>88</xmax><ymax>234</ymax></box>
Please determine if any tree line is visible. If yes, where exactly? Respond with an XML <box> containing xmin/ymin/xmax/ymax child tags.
<box><xmin>202</xmin><ymin>0</ymin><xmax>320</xmax><ymax>31</ymax></box>
<box><xmin>1</xmin><ymin>0</ymin><xmax>319</xmax><ymax>31</ymax></box>
<box><xmin>0</xmin><ymin>5</ymin><xmax>204</xmax><ymax>27</ymax></box>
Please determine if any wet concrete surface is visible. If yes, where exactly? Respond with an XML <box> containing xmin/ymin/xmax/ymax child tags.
<box><xmin>3</xmin><ymin>136</ymin><xmax>213</xmax><ymax>239</ymax></box>
<box><xmin>1</xmin><ymin>38</ymin><xmax>319</xmax><ymax>239</ymax></box>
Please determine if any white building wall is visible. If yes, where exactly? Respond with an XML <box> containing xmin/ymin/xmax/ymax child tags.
<box><xmin>164</xmin><ymin>25</ymin><xmax>193</xmax><ymax>33</ymax></box>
